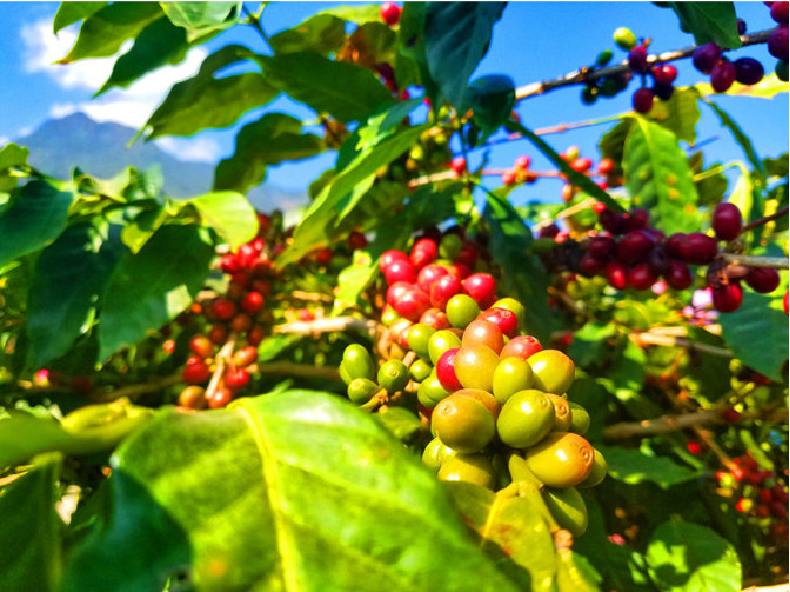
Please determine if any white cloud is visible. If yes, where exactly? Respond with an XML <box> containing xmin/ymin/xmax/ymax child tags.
<box><xmin>154</xmin><ymin>137</ymin><xmax>223</xmax><ymax>163</ymax></box>
<box><xmin>22</xmin><ymin>18</ymin><xmax>211</xmax><ymax>159</ymax></box>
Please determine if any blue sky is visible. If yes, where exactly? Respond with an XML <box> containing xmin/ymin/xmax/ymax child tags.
<box><xmin>0</xmin><ymin>1</ymin><xmax>787</xmax><ymax>202</ymax></box>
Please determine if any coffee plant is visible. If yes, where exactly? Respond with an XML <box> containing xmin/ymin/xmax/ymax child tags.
<box><xmin>0</xmin><ymin>2</ymin><xmax>788</xmax><ymax>591</ymax></box>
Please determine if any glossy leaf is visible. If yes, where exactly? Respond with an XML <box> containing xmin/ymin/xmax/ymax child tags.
<box><xmin>144</xmin><ymin>45</ymin><xmax>278</xmax><ymax>139</ymax></box>
<box><xmin>693</xmin><ymin>74</ymin><xmax>789</xmax><ymax>99</ymax></box>
<box><xmin>0</xmin><ymin>179</ymin><xmax>73</xmax><ymax>268</ymax></box>
<box><xmin>269</xmin><ymin>13</ymin><xmax>347</xmax><ymax>55</ymax></box>
<box><xmin>277</xmin><ymin>123</ymin><xmax>430</xmax><ymax>267</ymax></box>
<box><xmin>188</xmin><ymin>191</ymin><xmax>257</xmax><ymax>251</ymax></box>
<box><xmin>159</xmin><ymin>0</ymin><xmax>241</xmax><ymax>31</ymax></box>
<box><xmin>568</xmin><ymin>322</ymin><xmax>618</xmax><ymax>368</ymax></box>
<box><xmin>598</xmin><ymin>118</ymin><xmax>635</xmax><ymax>180</ymax></box>
<box><xmin>0</xmin><ymin>402</ymin><xmax>154</xmax><ymax>468</ymax></box>
<box><xmin>423</xmin><ymin>2</ymin><xmax>506</xmax><ymax>109</ymax></box>
<box><xmin>62</xmin><ymin>390</ymin><xmax>525</xmax><ymax>591</ymax></box>
<box><xmin>0</xmin><ymin>455</ymin><xmax>61</xmax><ymax>591</ymax></box>
<box><xmin>98</xmin><ymin>225</ymin><xmax>214</xmax><ymax>361</ymax></box>
<box><xmin>0</xmin><ymin>142</ymin><xmax>29</xmax><ymax>192</ymax></box>
<box><xmin>719</xmin><ymin>286</ymin><xmax>789</xmax><ymax>382</ymax></box>
<box><xmin>26</xmin><ymin>222</ymin><xmax>122</xmax><ymax>368</ymax></box>
<box><xmin>483</xmin><ymin>188</ymin><xmax>559</xmax><ymax>344</ymax></box>
<box><xmin>598</xmin><ymin>340</ymin><xmax>663</xmax><ymax>420</ymax></box>
<box><xmin>97</xmin><ymin>16</ymin><xmax>188</xmax><ymax>96</ymax></box>
<box><xmin>56</xmin><ymin>2</ymin><xmax>163</xmax><ymax>63</ymax></box>
<box><xmin>689</xmin><ymin>152</ymin><xmax>728</xmax><ymax>207</ymax></box>
<box><xmin>315</xmin><ymin>4</ymin><xmax>383</xmax><ymax>25</ymax></box>
<box><xmin>213</xmin><ymin>113</ymin><xmax>324</xmax><ymax>195</ymax></box>
<box><xmin>646</xmin><ymin>517</ymin><xmax>742</xmax><ymax>591</ymax></box>
<box><xmin>664</xmin><ymin>2</ymin><xmax>741</xmax><ymax>49</ymax></box>
<box><xmin>53</xmin><ymin>1</ymin><xmax>108</xmax><ymax>33</ymax></box>
<box><xmin>597</xmin><ymin>445</ymin><xmax>700</xmax><ymax>488</ymax></box>
<box><xmin>556</xmin><ymin>551</ymin><xmax>602</xmax><ymax>592</ymax></box>
<box><xmin>649</xmin><ymin>87</ymin><xmax>700</xmax><ymax>144</ymax></box>
<box><xmin>623</xmin><ymin>117</ymin><xmax>700</xmax><ymax>233</ymax></box>
<box><xmin>466</xmin><ymin>74</ymin><xmax>516</xmax><ymax>140</ymax></box>
<box><xmin>120</xmin><ymin>206</ymin><xmax>168</xmax><ymax>253</ymax></box>
<box><xmin>266</xmin><ymin>51</ymin><xmax>394</xmax><ymax>123</ymax></box>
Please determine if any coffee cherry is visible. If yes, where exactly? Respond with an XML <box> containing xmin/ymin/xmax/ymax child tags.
<box><xmin>212</xmin><ymin>298</ymin><xmax>237</xmax><ymax>321</ymax></box>
<box><xmin>178</xmin><ymin>385</ymin><xmax>206</xmax><ymax>409</ymax></box>
<box><xmin>528</xmin><ymin>349</ymin><xmax>575</xmax><ymax>395</ymax></box>
<box><xmin>392</xmin><ymin>287</ymin><xmax>430</xmax><ymax>321</ymax></box>
<box><xmin>647</xmin><ymin>247</ymin><xmax>671</xmax><ymax>276</ymax></box>
<box><xmin>232</xmin><ymin>346</ymin><xmax>259</xmax><ymax>368</ymax></box>
<box><xmin>385</xmin><ymin>258</ymin><xmax>417</xmax><ymax>284</ymax></box>
<box><xmin>462</xmin><ymin>319</ymin><xmax>505</xmax><ymax>354</ymax></box>
<box><xmin>226</xmin><ymin>368</ymin><xmax>250</xmax><ymax>390</ymax></box>
<box><xmin>710</xmin><ymin>59</ymin><xmax>737</xmax><ymax>93</ymax></box>
<box><xmin>769</xmin><ymin>26</ymin><xmax>789</xmax><ymax>60</ymax></box>
<box><xmin>570</xmin><ymin>157</ymin><xmax>593</xmax><ymax>173</ymax></box>
<box><xmin>247</xmin><ymin>325</ymin><xmax>264</xmax><ymax>346</ymax></box>
<box><xmin>189</xmin><ymin>335</ymin><xmax>213</xmax><ymax>359</ymax></box>
<box><xmin>417</xmin><ymin>264</ymin><xmax>448</xmax><ymax>294</ymax></box>
<box><xmin>524</xmin><ymin>432</ymin><xmax>595</xmax><ymax>487</ymax></box>
<box><xmin>380</xmin><ymin>1</ymin><xmax>401</xmax><ymax>26</ymax></box>
<box><xmin>569</xmin><ymin>403</ymin><xmax>591</xmax><ymax>435</ymax></box>
<box><xmin>430</xmin><ymin>274</ymin><xmax>463</xmax><ymax>309</ymax></box>
<box><xmin>347</xmin><ymin>378</ymin><xmax>380</xmax><ymax>404</ymax></box>
<box><xmin>240</xmin><ymin>291</ymin><xmax>264</xmax><ymax>315</ymax></box>
<box><xmin>451</xmin><ymin>157</ymin><xmax>467</xmax><ymax>176</ymax></box>
<box><xmin>407</xmin><ymin>323</ymin><xmax>436</xmax><ymax>359</ymax></box>
<box><xmin>577</xmin><ymin>448</ymin><xmax>608</xmax><ymax>488</ymax></box>
<box><xmin>500</xmin><ymin>334</ymin><xmax>543</xmax><ymax>361</ymax></box>
<box><xmin>632</xmin><ymin>87</ymin><xmax>654</xmax><ymax>113</ymax></box>
<box><xmin>438</xmin><ymin>454</ymin><xmax>497</xmax><ymax>489</ymax></box>
<box><xmin>626</xmin><ymin>208</ymin><xmax>650</xmax><ymax>231</ymax></box>
<box><xmin>314</xmin><ymin>248</ymin><xmax>334</xmax><ymax>266</ymax></box>
<box><xmin>182</xmin><ymin>359</ymin><xmax>210</xmax><ymax>385</ymax></box>
<box><xmin>341</xmin><ymin>344</ymin><xmax>376</xmax><ymax>382</ymax></box>
<box><xmin>652</xmin><ymin>63</ymin><xmax>677</xmax><ymax>85</ymax></box>
<box><xmin>492</xmin><ymin>357</ymin><xmax>534</xmax><ymax>404</ymax></box>
<box><xmin>771</xmin><ymin>1</ymin><xmax>789</xmax><ymax>24</ymax></box>
<box><xmin>652</xmin><ymin>83</ymin><xmax>675</xmax><ymax>101</ymax></box>
<box><xmin>588</xmin><ymin>235</ymin><xmax>615</xmax><ymax>259</ymax></box>
<box><xmin>207</xmin><ymin>387</ymin><xmax>233</xmax><ymax>409</ymax></box>
<box><xmin>682</xmin><ymin>232</ymin><xmax>718</xmax><ymax>265</ymax></box>
<box><xmin>432</xmin><ymin>396</ymin><xmax>496</xmax><ymax>453</ymax></box>
<box><xmin>712</xmin><ymin>202</ymin><xmax>743</xmax><ymax>241</ymax></box>
<box><xmin>439</xmin><ymin>233</ymin><xmax>463</xmax><ymax>260</ymax></box>
<box><xmin>628</xmin><ymin>263</ymin><xmax>658</xmax><ymax>291</ymax></box>
<box><xmin>497</xmin><ymin>389</ymin><xmax>555</xmax><ymax>448</ymax></box>
<box><xmin>542</xmin><ymin>486</ymin><xmax>589</xmax><ymax>537</ymax></box>
<box><xmin>613</xmin><ymin>27</ymin><xmax>637</xmax><ymax>50</ymax></box>
<box><xmin>502</xmin><ymin>169</ymin><xmax>517</xmax><ymax>186</ymax></box>
<box><xmin>446</xmin><ymin>293</ymin><xmax>482</xmax><ymax>329</ymax></box>
<box><xmin>454</xmin><ymin>344</ymin><xmax>500</xmax><ymax>392</ymax></box>
<box><xmin>737</xmin><ymin>18</ymin><xmax>747</xmax><ymax>35</ymax></box>
<box><xmin>628</xmin><ymin>46</ymin><xmax>650</xmax><ymax>73</ymax></box>
<box><xmin>712</xmin><ymin>282</ymin><xmax>743</xmax><ymax>312</ymax></box>
<box><xmin>428</xmin><ymin>330</ymin><xmax>463</xmax><ymax>364</ymax></box>
<box><xmin>477</xmin><ymin>307</ymin><xmax>519</xmax><ymax>339</ymax></box>
<box><xmin>598</xmin><ymin>158</ymin><xmax>615</xmax><ymax>175</ymax></box>
<box><xmin>746</xmin><ymin>267</ymin><xmax>780</xmax><ymax>294</ymax></box>
<box><xmin>380</xmin><ymin>249</ymin><xmax>408</xmax><ymax>273</ymax></box>
<box><xmin>422</xmin><ymin>437</ymin><xmax>456</xmax><ymax>470</ymax></box>
<box><xmin>616</xmin><ymin>230</ymin><xmax>655</xmax><ymax>264</ymax></box>
<box><xmin>411</xmin><ymin>238</ymin><xmax>437</xmax><ymax>269</ymax></box>
<box><xmin>693</xmin><ymin>42</ymin><xmax>723</xmax><ymax>74</ymax></box>
<box><xmin>665</xmin><ymin>260</ymin><xmax>693</xmax><ymax>290</ymax></box>
<box><xmin>539</xmin><ymin>224</ymin><xmax>561</xmax><ymax>239</ymax></box>
<box><xmin>777</xmin><ymin>58</ymin><xmax>790</xmax><ymax>81</ymax></box>
<box><xmin>733</xmin><ymin>57</ymin><xmax>765</xmax><ymax>85</ymax></box>
<box><xmin>378</xmin><ymin>359</ymin><xmax>410</xmax><ymax>394</ymax></box>
<box><xmin>784</xmin><ymin>290</ymin><xmax>789</xmax><ymax>314</ymax></box>
<box><xmin>607</xmin><ymin>260</ymin><xmax>628</xmax><ymax>290</ymax></box>
<box><xmin>462</xmin><ymin>273</ymin><xmax>497</xmax><ymax>309</ymax></box>
<box><xmin>515</xmin><ymin>155</ymin><xmax>531</xmax><ymax>170</ymax></box>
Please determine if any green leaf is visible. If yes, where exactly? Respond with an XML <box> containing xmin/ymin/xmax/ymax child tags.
<box><xmin>557</xmin><ymin>551</ymin><xmax>602</xmax><ymax>592</ymax></box>
<box><xmin>764</xmin><ymin>152</ymin><xmax>789</xmax><ymax>178</ymax></box>
<box><xmin>690</xmin><ymin>153</ymin><xmax>729</xmax><ymax>207</ymax></box>
<box><xmin>119</xmin><ymin>206</ymin><xmax>168</xmax><ymax>253</ymax></box>
<box><xmin>188</xmin><ymin>192</ymin><xmax>257</xmax><ymax>251</ymax></box>
<box><xmin>719</xmin><ymin>288</ymin><xmax>789</xmax><ymax>381</ymax></box>
<box><xmin>26</xmin><ymin>222</ymin><xmax>122</xmax><ymax>368</ymax></box>
<box><xmin>355</xmin><ymin>98</ymin><xmax>423</xmax><ymax>156</ymax></box>
<box><xmin>0</xmin><ymin>179</ymin><xmax>73</xmax><ymax>268</ymax></box>
<box><xmin>648</xmin><ymin>87</ymin><xmax>700</xmax><ymax>144</ymax></box>
<box><xmin>597</xmin><ymin>446</ymin><xmax>700</xmax><ymax>488</ymax></box>
<box><xmin>511</xmin><ymin>120</ymin><xmax>624</xmax><ymax>212</ymax></box>
<box><xmin>53</xmin><ymin>1</ymin><xmax>109</xmax><ymax>33</ymax></box>
<box><xmin>144</xmin><ymin>45</ymin><xmax>278</xmax><ymax>139</ymax></box>
<box><xmin>646</xmin><ymin>517</ymin><xmax>742</xmax><ymax>591</ymax></box>
<box><xmin>598</xmin><ymin>118</ymin><xmax>635</xmax><ymax>180</ymax></box>
<box><xmin>664</xmin><ymin>2</ymin><xmax>741</xmax><ymax>49</ymax></box>
<box><xmin>567</xmin><ymin>322</ymin><xmax>618</xmax><ymax>368</ymax></box>
<box><xmin>257</xmin><ymin>334</ymin><xmax>305</xmax><ymax>363</ymax></box>
<box><xmin>0</xmin><ymin>142</ymin><xmax>29</xmax><ymax>192</ymax></box>
<box><xmin>160</xmin><ymin>1</ymin><xmax>239</xmax><ymax>38</ymax></box>
<box><xmin>96</xmin><ymin>16</ymin><xmax>188</xmax><ymax>96</ymax></box>
<box><xmin>266</xmin><ymin>52</ymin><xmax>395</xmax><ymax>123</ymax></box>
<box><xmin>623</xmin><ymin>117</ymin><xmax>700</xmax><ymax>233</ymax></box>
<box><xmin>98</xmin><ymin>225</ymin><xmax>214</xmax><ymax>361</ymax></box>
<box><xmin>57</xmin><ymin>2</ymin><xmax>163</xmax><ymax>62</ymax></box>
<box><xmin>278</xmin><ymin>124</ymin><xmax>430</xmax><ymax>268</ymax></box>
<box><xmin>213</xmin><ymin>113</ymin><xmax>324</xmax><ymax>195</ymax></box>
<box><xmin>483</xmin><ymin>188</ymin><xmax>560</xmax><ymax>344</ymax></box>
<box><xmin>693</xmin><ymin>73</ymin><xmax>790</xmax><ymax>100</ymax></box>
<box><xmin>315</xmin><ymin>4</ymin><xmax>384</xmax><ymax>25</ymax></box>
<box><xmin>374</xmin><ymin>407</ymin><xmax>424</xmax><ymax>442</ymax></box>
<box><xmin>466</xmin><ymin>75</ymin><xmax>516</xmax><ymax>140</ymax></box>
<box><xmin>62</xmin><ymin>390</ymin><xmax>526</xmax><ymax>591</ymax></box>
<box><xmin>423</xmin><ymin>2</ymin><xmax>506</xmax><ymax>109</ymax></box>
<box><xmin>0</xmin><ymin>403</ymin><xmax>154</xmax><ymax>468</ymax></box>
<box><xmin>728</xmin><ymin>167</ymin><xmax>765</xmax><ymax>248</ymax></box>
<box><xmin>446</xmin><ymin>483</ymin><xmax>555</xmax><ymax>590</ymax></box>
<box><xmin>598</xmin><ymin>340</ymin><xmax>662</xmax><ymax>420</ymax></box>
<box><xmin>269</xmin><ymin>13</ymin><xmax>347</xmax><ymax>55</ymax></box>
<box><xmin>0</xmin><ymin>455</ymin><xmax>61</xmax><ymax>591</ymax></box>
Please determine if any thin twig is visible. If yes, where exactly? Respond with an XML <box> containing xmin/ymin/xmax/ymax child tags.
<box><xmin>515</xmin><ymin>30</ymin><xmax>773</xmax><ymax>100</ymax></box>
<box><xmin>630</xmin><ymin>332</ymin><xmax>734</xmax><ymax>357</ymax></box>
<box><xmin>740</xmin><ymin>205</ymin><xmax>790</xmax><ymax>235</ymax></box>
<box><xmin>91</xmin><ymin>373</ymin><xmax>183</xmax><ymax>403</ymax></box>
<box><xmin>255</xmin><ymin>362</ymin><xmax>342</xmax><ymax>381</ymax></box>
<box><xmin>719</xmin><ymin>253</ymin><xmax>789</xmax><ymax>270</ymax></box>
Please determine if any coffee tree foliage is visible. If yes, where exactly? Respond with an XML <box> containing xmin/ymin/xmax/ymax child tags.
<box><xmin>0</xmin><ymin>2</ymin><xmax>788</xmax><ymax>591</ymax></box>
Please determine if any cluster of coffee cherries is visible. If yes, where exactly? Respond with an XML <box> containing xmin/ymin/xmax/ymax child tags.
<box><xmin>715</xmin><ymin>452</ymin><xmax>789</xmax><ymax>548</ymax></box>
<box><xmin>340</xmin><ymin>235</ymin><xmax>606</xmax><ymax>537</ymax></box>
<box><xmin>176</xmin><ymin>214</ymin><xmax>278</xmax><ymax>409</ymax></box>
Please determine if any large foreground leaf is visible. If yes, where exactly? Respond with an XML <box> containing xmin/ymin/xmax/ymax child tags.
<box><xmin>0</xmin><ymin>179</ymin><xmax>73</xmax><ymax>268</ymax></box>
<box><xmin>623</xmin><ymin>117</ymin><xmax>700</xmax><ymax>233</ymax></box>
<box><xmin>646</xmin><ymin>517</ymin><xmax>741</xmax><ymax>592</ymax></box>
<box><xmin>61</xmin><ymin>391</ymin><xmax>524</xmax><ymax>591</ymax></box>
<box><xmin>188</xmin><ymin>191</ymin><xmax>257</xmax><ymax>251</ymax></box>
<box><xmin>663</xmin><ymin>2</ymin><xmax>741</xmax><ymax>49</ymax></box>
<box><xmin>98</xmin><ymin>224</ymin><xmax>214</xmax><ymax>361</ymax></box>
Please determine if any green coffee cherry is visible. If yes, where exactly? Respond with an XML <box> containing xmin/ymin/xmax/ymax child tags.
<box><xmin>446</xmin><ymin>294</ymin><xmax>481</xmax><ymax>329</ymax></box>
<box><xmin>547</xmin><ymin>393</ymin><xmax>571</xmax><ymax>432</ymax></box>
<box><xmin>569</xmin><ymin>403</ymin><xmax>591</xmax><ymax>435</ymax></box>
<box><xmin>432</xmin><ymin>396</ymin><xmax>496</xmax><ymax>453</ymax></box>
<box><xmin>377</xmin><ymin>359</ymin><xmax>410</xmax><ymax>394</ymax></box>
<box><xmin>496</xmin><ymin>389</ymin><xmax>555</xmax><ymax>449</ymax></box>
<box><xmin>347</xmin><ymin>378</ymin><xmax>380</xmax><ymax>404</ymax></box>
<box><xmin>524</xmin><ymin>432</ymin><xmax>595</xmax><ymax>488</ymax></box>
<box><xmin>417</xmin><ymin>374</ymin><xmax>450</xmax><ymax>408</ymax></box>
<box><xmin>541</xmin><ymin>487</ymin><xmax>589</xmax><ymax>537</ymax></box>
<box><xmin>577</xmin><ymin>448</ymin><xmax>607</xmax><ymax>488</ymax></box>
<box><xmin>422</xmin><ymin>437</ymin><xmax>456</xmax><ymax>471</ymax></box>
<box><xmin>613</xmin><ymin>27</ymin><xmax>637</xmax><ymax>50</ymax></box>
<box><xmin>596</xmin><ymin>49</ymin><xmax>614</xmax><ymax>66</ymax></box>
<box><xmin>454</xmin><ymin>345</ymin><xmax>500</xmax><ymax>393</ymax></box>
<box><xmin>407</xmin><ymin>324</ymin><xmax>436</xmax><ymax>360</ymax></box>
<box><xmin>410</xmin><ymin>358</ymin><xmax>433</xmax><ymax>382</ymax></box>
<box><xmin>528</xmin><ymin>350</ymin><xmax>575</xmax><ymax>395</ymax></box>
<box><xmin>492</xmin><ymin>357</ymin><xmax>534</xmax><ymax>404</ymax></box>
<box><xmin>342</xmin><ymin>344</ymin><xmax>376</xmax><ymax>382</ymax></box>
<box><xmin>492</xmin><ymin>297</ymin><xmax>526</xmax><ymax>328</ymax></box>
<box><xmin>439</xmin><ymin>234</ymin><xmax>463</xmax><ymax>260</ymax></box>
<box><xmin>428</xmin><ymin>330</ymin><xmax>462</xmax><ymax>364</ymax></box>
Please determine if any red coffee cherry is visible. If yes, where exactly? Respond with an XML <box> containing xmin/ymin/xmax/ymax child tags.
<box><xmin>607</xmin><ymin>261</ymin><xmax>628</xmax><ymax>290</ymax></box>
<box><xmin>652</xmin><ymin>63</ymin><xmax>677</xmax><ymax>85</ymax></box>
<box><xmin>746</xmin><ymin>267</ymin><xmax>780</xmax><ymax>294</ymax></box>
<box><xmin>665</xmin><ymin>260</ymin><xmax>693</xmax><ymax>290</ymax></box>
<box><xmin>712</xmin><ymin>202</ymin><xmax>743</xmax><ymax>241</ymax></box>
<box><xmin>632</xmin><ymin>87</ymin><xmax>655</xmax><ymax>113</ymax></box>
<box><xmin>712</xmin><ymin>283</ymin><xmax>744</xmax><ymax>312</ymax></box>
<box><xmin>710</xmin><ymin>59</ymin><xmax>737</xmax><ymax>93</ymax></box>
<box><xmin>380</xmin><ymin>2</ymin><xmax>402</xmax><ymax>26</ymax></box>
<box><xmin>240</xmin><ymin>291</ymin><xmax>264</xmax><ymax>314</ymax></box>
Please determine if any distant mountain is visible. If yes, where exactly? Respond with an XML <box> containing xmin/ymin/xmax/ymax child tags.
<box><xmin>15</xmin><ymin>112</ymin><xmax>308</xmax><ymax>214</ymax></box>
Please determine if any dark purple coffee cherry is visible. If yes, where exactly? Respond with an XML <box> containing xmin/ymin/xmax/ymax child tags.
<box><xmin>653</xmin><ymin>83</ymin><xmax>675</xmax><ymax>100</ymax></box>
<box><xmin>737</xmin><ymin>18</ymin><xmax>747</xmax><ymax>35</ymax></box>
<box><xmin>733</xmin><ymin>57</ymin><xmax>765</xmax><ymax>85</ymax></box>
<box><xmin>693</xmin><ymin>43</ymin><xmax>723</xmax><ymax>74</ymax></box>
<box><xmin>769</xmin><ymin>26</ymin><xmax>789</xmax><ymax>61</ymax></box>
<box><xmin>647</xmin><ymin>247</ymin><xmax>671</xmax><ymax>276</ymax></box>
<box><xmin>633</xmin><ymin>87</ymin><xmax>654</xmax><ymax>113</ymax></box>
<box><xmin>711</xmin><ymin>60</ymin><xmax>737</xmax><ymax>93</ymax></box>
<box><xmin>712</xmin><ymin>202</ymin><xmax>743</xmax><ymax>241</ymax></box>
<box><xmin>746</xmin><ymin>267</ymin><xmax>780</xmax><ymax>294</ymax></box>
<box><xmin>628</xmin><ymin>46</ymin><xmax>650</xmax><ymax>73</ymax></box>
